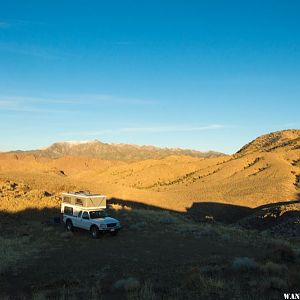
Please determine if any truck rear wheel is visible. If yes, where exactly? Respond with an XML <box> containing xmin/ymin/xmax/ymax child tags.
<box><xmin>66</xmin><ymin>220</ymin><xmax>73</xmax><ymax>232</ymax></box>
<box><xmin>90</xmin><ymin>226</ymin><xmax>99</xmax><ymax>239</ymax></box>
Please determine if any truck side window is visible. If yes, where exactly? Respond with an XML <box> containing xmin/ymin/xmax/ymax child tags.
<box><xmin>82</xmin><ymin>212</ymin><xmax>89</xmax><ymax>220</ymax></box>
<box><xmin>76</xmin><ymin>198</ymin><xmax>83</xmax><ymax>206</ymax></box>
<box><xmin>78</xmin><ymin>211</ymin><xmax>82</xmax><ymax>218</ymax></box>
<box><xmin>64</xmin><ymin>206</ymin><xmax>73</xmax><ymax>216</ymax></box>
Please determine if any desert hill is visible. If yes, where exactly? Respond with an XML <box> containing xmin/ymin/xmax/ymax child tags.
<box><xmin>0</xmin><ymin>130</ymin><xmax>300</xmax><ymax>216</ymax></box>
<box><xmin>11</xmin><ymin>140</ymin><xmax>224</xmax><ymax>160</ymax></box>
<box><xmin>1</xmin><ymin>129</ymin><xmax>300</xmax><ymax>299</ymax></box>
<box><xmin>236</xmin><ymin>129</ymin><xmax>300</xmax><ymax>155</ymax></box>
<box><xmin>0</xmin><ymin>129</ymin><xmax>299</xmax><ymax>215</ymax></box>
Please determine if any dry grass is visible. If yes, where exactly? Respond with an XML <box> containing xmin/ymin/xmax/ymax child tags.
<box><xmin>110</xmin><ymin>204</ymin><xmax>299</xmax><ymax>251</ymax></box>
<box><xmin>1</xmin><ymin>200</ymin><xmax>299</xmax><ymax>300</ymax></box>
<box><xmin>182</xmin><ymin>267</ymin><xmax>225</xmax><ymax>298</ymax></box>
<box><xmin>0</xmin><ymin>236</ymin><xmax>40</xmax><ymax>274</ymax></box>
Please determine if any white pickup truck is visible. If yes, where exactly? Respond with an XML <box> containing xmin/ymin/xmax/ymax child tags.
<box><xmin>61</xmin><ymin>192</ymin><xmax>121</xmax><ymax>238</ymax></box>
<box><xmin>63</xmin><ymin>209</ymin><xmax>121</xmax><ymax>238</ymax></box>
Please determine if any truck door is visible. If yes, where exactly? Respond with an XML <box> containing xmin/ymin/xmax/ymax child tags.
<box><xmin>81</xmin><ymin>211</ymin><xmax>91</xmax><ymax>230</ymax></box>
<box><xmin>73</xmin><ymin>211</ymin><xmax>82</xmax><ymax>228</ymax></box>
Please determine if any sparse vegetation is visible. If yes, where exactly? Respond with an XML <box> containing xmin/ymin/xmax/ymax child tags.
<box><xmin>0</xmin><ymin>129</ymin><xmax>300</xmax><ymax>298</ymax></box>
<box><xmin>291</xmin><ymin>159</ymin><xmax>300</xmax><ymax>166</ymax></box>
<box><xmin>244</xmin><ymin>157</ymin><xmax>261</xmax><ymax>169</ymax></box>
<box><xmin>294</xmin><ymin>174</ymin><xmax>300</xmax><ymax>188</ymax></box>
<box><xmin>249</xmin><ymin>164</ymin><xmax>270</xmax><ymax>176</ymax></box>
<box><xmin>0</xmin><ymin>236</ymin><xmax>39</xmax><ymax>275</ymax></box>
<box><xmin>0</xmin><ymin>193</ymin><xmax>299</xmax><ymax>299</ymax></box>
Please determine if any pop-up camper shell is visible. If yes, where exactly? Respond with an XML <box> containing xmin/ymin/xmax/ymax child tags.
<box><xmin>61</xmin><ymin>192</ymin><xmax>107</xmax><ymax>216</ymax></box>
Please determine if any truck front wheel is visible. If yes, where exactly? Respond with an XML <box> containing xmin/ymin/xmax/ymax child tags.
<box><xmin>66</xmin><ymin>220</ymin><xmax>73</xmax><ymax>232</ymax></box>
<box><xmin>90</xmin><ymin>226</ymin><xmax>99</xmax><ymax>239</ymax></box>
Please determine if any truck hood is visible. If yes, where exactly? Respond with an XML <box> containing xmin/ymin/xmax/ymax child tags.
<box><xmin>92</xmin><ymin>217</ymin><xmax>119</xmax><ymax>224</ymax></box>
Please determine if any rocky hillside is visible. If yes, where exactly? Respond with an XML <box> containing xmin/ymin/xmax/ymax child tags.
<box><xmin>10</xmin><ymin>140</ymin><xmax>224</xmax><ymax>161</ymax></box>
<box><xmin>236</xmin><ymin>129</ymin><xmax>300</xmax><ymax>156</ymax></box>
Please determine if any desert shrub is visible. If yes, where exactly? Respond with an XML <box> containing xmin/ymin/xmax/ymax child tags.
<box><xmin>175</xmin><ymin>223</ymin><xmax>199</xmax><ymax>236</ymax></box>
<box><xmin>60</xmin><ymin>231</ymin><xmax>73</xmax><ymax>239</ymax></box>
<box><xmin>32</xmin><ymin>291</ymin><xmax>47</xmax><ymax>300</ymax></box>
<box><xmin>43</xmin><ymin>191</ymin><xmax>52</xmax><ymax>197</ymax></box>
<box><xmin>260</xmin><ymin>276</ymin><xmax>288</xmax><ymax>291</ymax></box>
<box><xmin>287</xmin><ymin>268</ymin><xmax>300</xmax><ymax>288</ymax></box>
<box><xmin>158</xmin><ymin>216</ymin><xmax>176</xmax><ymax>224</ymax></box>
<box><xmin>219</xmin><ymin>233</ymin><xmax>231</xmax><ymax>242</ymax></box>
<box><xmin>182</xmin><ymin>267</ymin><xmax>225</xmax><ymax>297</ymax></box>
<box><xmin>195</xmin><ymin>225</ymin><xmax>219</xmax><ymax>239</ymax></box>
<box><xmin>269</xmin><ymin>244</ymin><xmax>296</xmax><ymax>263</ymax></box>
<box><xmin>31</xmin><ymin>281</ymin><xmax>98</xmax><ymax>300</ymax></box>
<box><xmin>89</xmin><ymin>285</ymin><xmax>103</xmax><ymax>300</ymax></box>
<box><xmin>265</xmin><ymin>238</ymin><xmax>294</xmax><ymax>250</ymax></box>
<box><xmin>113</xmin><ymin>277</ymin><xmax>140</xmax><ymax>291</ymax></box>
<box><xmin>262</xmin><ymin>261</ymin><xmax>288</xmax><ymax>275</ymax></box>
<box><xmin>42</xmin><ymin>226</ymin><xmax>55</xmax><ymax>232</ymax></box>
<box><xmin>113</xmin><ymin>279</ymin><xmax>126</xmax><ymax>290</ymax></box>
<box><xmin>129</xmin><ymin>222</ymin><xmax>146</xmax><ymax>230</ymax></box>
<box><xmin>211</xmin><ymin>224</ymin><xmax>259</xmax><ymax>245</ymax></box>
<box><xmin>197</xmin><ymin>274</ymin><xmax>224</xmax><ymax>296</ymax></box>
<box><xmin>232</xmin><ymin>257</ymin><xmax>258</xmax><ymax>271</ymax></box>
<box><xmin>139</xmin><ymin>281</ymin><xmax>156</xmax><ymax>300</ymax></box>
<box><xmin>124</xmin><ymin>278</ymin><xmax>140</xmax><ymax>291</ymax></box>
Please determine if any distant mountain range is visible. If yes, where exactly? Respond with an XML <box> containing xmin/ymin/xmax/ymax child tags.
<box><xmin>10</xmin><ymin>140</ymin><xmax>225</xmax><ymax>160</ymax></box>
<box><xmin>8</xmin><ymin>129</ymin><xmax>300</xmax><ymax>161</ymax></box>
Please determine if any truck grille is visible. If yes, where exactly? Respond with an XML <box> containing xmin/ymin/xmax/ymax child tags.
<box><xmin>107</xmin><ymin>223</ymin><xmax>117</xmax><ymax>228</ymax></box>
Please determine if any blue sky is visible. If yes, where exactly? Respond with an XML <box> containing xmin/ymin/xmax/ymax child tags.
<box><xmin>0</xmin><ymin>1</ymin><xmax>299</xmax><ymax>153</ymax></box>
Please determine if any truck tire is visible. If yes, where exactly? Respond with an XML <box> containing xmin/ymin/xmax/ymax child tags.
<box><xmin>66</xmin><ymin>219</ymin><xmax>74</xmax><ymax>232</ymax></box>
<box><xmin>90</xmin><ymin>226</ymin><xmax>99</xmax><ymax>239</ymax></box>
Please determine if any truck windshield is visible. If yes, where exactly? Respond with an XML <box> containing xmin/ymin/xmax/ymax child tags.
<box><xmin>89</xmin><ymin>211</ymin><xmax>110</xmax><ymax>219</ymax></box>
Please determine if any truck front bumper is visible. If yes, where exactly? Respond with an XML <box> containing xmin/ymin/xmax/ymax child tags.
<box><xmin>100</xmin><ymin>225</ymin><xmax>121</xmax><ymax>232</ymax></box>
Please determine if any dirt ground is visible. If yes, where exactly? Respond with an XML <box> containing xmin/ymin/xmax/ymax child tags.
<box><xmin>1</xmin><ymin>203</ymin><xmax>299</xmax><ymax>300</ymax></box>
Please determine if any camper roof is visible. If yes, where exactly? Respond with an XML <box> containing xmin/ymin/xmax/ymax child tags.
<box><xmin>62</xmin><ymin>192</ymin><xmax>106</xmax><ymax>198</ymax></box>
